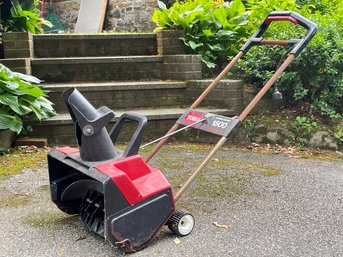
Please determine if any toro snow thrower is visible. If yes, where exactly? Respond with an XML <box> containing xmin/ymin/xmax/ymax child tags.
<box><xmin>47</xmin><ymin>11</ymin><xmax>316</xmax><ymax>253</ymax></box>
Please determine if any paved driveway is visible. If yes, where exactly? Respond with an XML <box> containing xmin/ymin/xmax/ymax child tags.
<box><xmin>0</xmin><ymin>146</ymin><xmax>342</xmax><ymax>257</ymax></box>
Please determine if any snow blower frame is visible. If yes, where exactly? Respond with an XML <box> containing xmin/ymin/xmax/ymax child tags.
<box><xmin>47</xmin><ymin>11</ymin><xmax>317</xmax><ymax>253</ymax></box>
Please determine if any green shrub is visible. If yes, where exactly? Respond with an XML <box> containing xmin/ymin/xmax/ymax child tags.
<box><xmin>152</xmin><ymin>0</ymin><xmax>251</xmax><ymax>69</ymax></box>
<box><xmin>247</xmin><ymin>0</ymin><xmax>305</xmax><ymax>24</ymax></box>
<box><xmin>290</xmin><ymin>116</ymin><xmax>321</xmax><ymax>147</ymax></box>
<box><xmin>237</xmin><ymin>0</ymin><xmax>343</xmax><ymax>118</ymax></box>
<box><xmin>0</xmin><ymin>64</ymin><xmax>56</xmax><ymax>134</ymax></box>
<box><xmin>0</xmin><ymin>1</ymin><xmax>52</xmax><ymax>58</ymax></box>
<box><xmin>153</xmin><ymin>0</ymin><xmax>343</xmax><ymax>118</ymax></box>
<box><xmin>334</xmin><ymin>123</ymin><xmax>343</xmax><ymax>148</ymax></box>
<box><xmin>1</xmin><ymin>0</ymin><xmax>52</xmax><ymax>33</ymax></box>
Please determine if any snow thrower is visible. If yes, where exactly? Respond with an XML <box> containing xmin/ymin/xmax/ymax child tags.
<box><xmin>47</xmin><ymin>11</ymin><xmax>317</xmax><ymax>253</ymax></box>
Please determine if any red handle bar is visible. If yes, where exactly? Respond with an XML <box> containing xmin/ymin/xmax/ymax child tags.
<box><xmin>265</xmin><ymin>16</ymin><xmax>298</xmax><ymax>25</ymax></box>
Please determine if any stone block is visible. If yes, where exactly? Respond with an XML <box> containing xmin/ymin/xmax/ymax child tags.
<box><xmin>3</xmin><ymin>32</ymin><xmax>34</xmax><ymax>58</ymax></box>
<box><xmin>0</xmin><ymin>58</ymin><xmax>31</xmax><ymax>75</ymax></box>
<box><xmin>31</xmin><ymin>57</ymin><xmax>163</xmax><ymax>82</ymax></box>
<box><xmin>16</xmin><ymin>137</ymin><xmax>48</xmax><ymax>148</ymax></box>
<box><xmin>162</xmin><ymin>54</ymin><xmax>202</xmax><ymax>80</ymax></box>
<box><xmin>4</xmin><ymin>49</ymin><xmax>33</xmax><ymax>59</ymax></box>
<box><xmin>2</xmin><ymin>31</ymin><xmax>32</xmax><ymax>41</ymax></box>
<box><xmin>308</xmin><ymin>131</ymin><xmax>338</xmax><ymax>150</ymax></box>
<box><xmin>186</xmin><ymin>79</ymin><xmax>244</xmax><ymax>112</ymax></box>
<box><xmin>157</xmin><ymin>30</ymin><xmax>185</xmax><ymax>55</ymax></box>
<box><xmin>164</xmin><ymin>71</ymin><xmax>202</xmax><ymax>80</ymax></box>
<box><xmin>33</xmin><ymin>34</ymin><xmax>157</xmax><ymax>57</ymax></box>
<box><xmin>252</xmin><ymin>126</ymin><xmax>296</xmax><ymax>146</ymax></box>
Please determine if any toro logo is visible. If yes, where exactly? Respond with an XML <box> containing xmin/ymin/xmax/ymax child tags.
<box><xmin>183</xmin><ymin>111</ymin><xmax>205</xmax><ymax>125</ymax></box>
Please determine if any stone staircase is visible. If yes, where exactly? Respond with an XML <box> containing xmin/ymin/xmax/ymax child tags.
<box><xmin>2</xmin><ymin>32</ymin><xmax>244</xmax><ymax>146</ymax></box>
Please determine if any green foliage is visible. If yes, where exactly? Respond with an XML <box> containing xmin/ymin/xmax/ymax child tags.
<box><xmin>290</xmin><ymin>116</ymin><xmax>320</xmax><ymax>146</ymax></box>
<box><xmin>152</xmin><ymin>0</ymin><xmax>251</xmax><ymax>69</ymax></box>
<box><xmin>1</xmin><ymin>0</ymin><xmax>52</xmax><ymax>33</ymax></box>
<box><xmin>246</xmin><ymin>0</ymin><xmax>311</xmax><ymax>39</ymax></box>
<box><xmin>334</xmin><ymin>123</ymin><xmax>343</xmax><ymax>148</ymax></box>
<box><xmin>290</xmin><ymin>116</ymin><xmax>319</xmax><ymax>135</ymax></box>
<box><xmin>153</xmin><ymin>0</ymin><xmax>343</xmax><ymax>118</ymax></box>
<box><xmin>295</xmin><ymin>0</ymin><xmax>338</xmax><ymax>13</ymax></box>
<box><xmin>247</xmin><ymin>0</ymin><xmax>304</xmax><ymax>24</ymax></box>
<box><xmin>238</xmin><ymin>0</ymin><xmax>343</xmax><ymax>118</ymax></box>
<box><xmin>0</xmin><ymin>64</ymin><xmax>56</xmax><ymax>134</ymax></box>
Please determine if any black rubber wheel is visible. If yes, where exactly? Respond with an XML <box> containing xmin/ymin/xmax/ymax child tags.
<box><xmin>167</xmin><ymin>210</ymin><xmax>195</xmax><ymax>236</ymax></box>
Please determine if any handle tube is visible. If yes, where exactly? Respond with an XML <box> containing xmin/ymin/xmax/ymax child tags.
<box><xmin>239</xmin><ymin>54</ymin><xmax>295</xmax><ymax>121</ymax></box>
<box><xmin>240</xmin><ymin>11</ymin><xmax>317</xmax><ymax>56</ymax></box>
<box><xmin>250</xmin><ymin>38</ymin><xmax>301</xmax><ymax>46</ymax></box>
<box><xmin>109</xmin><ymin>113</ymin><xmax>147</xmax><ymax>157</ymax></box>
<box><xmin>144</xmin><ymin>51</ymin><xmax>244</xmax><ymax>162</ymax></box>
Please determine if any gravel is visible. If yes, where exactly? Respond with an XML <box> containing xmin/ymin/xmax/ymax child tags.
<box><xmin>0</xmin><ymin>146</ymin><xmax>342</xmax><ymax>257</ymax></box>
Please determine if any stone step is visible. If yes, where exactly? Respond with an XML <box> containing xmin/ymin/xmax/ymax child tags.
<box><xmin>31</xmin><ymin>55</ymin><xmax>163</xmax><ymax>82</ymax></box>
<box><xmin>33</xmin><ymin>33</ymin><xmax>157</xmax><ymax>58</ymax></box>
<box><xmin>30</xmin><ymin>107</ymin><xmax>235</xmax><ymax>146</ymax></box>
<box><xmin>44</xmin><ymin>80</ymin><xmax>188</xmax><ymax>112</ymax></box>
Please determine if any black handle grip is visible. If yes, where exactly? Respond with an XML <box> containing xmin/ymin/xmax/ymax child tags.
<box><xmin>240</xmin><ymin>11</ymin><xmax>317</xmax><ymax>56</ymax></box>
<box><xmin>109</xmin><ymin>112</ymin><xmax>147</xmax><ymax>157</ymax></box>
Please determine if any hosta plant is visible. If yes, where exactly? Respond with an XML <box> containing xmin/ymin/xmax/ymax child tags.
<box><xmin>0</xmin><ymin>64</ymin><xmax>56</xmax><ymax>134</ymax></box>
<box><xmin>152</xmin><ymin>0</ymin><xmax>251</xmax><ymax>69</ymax></box>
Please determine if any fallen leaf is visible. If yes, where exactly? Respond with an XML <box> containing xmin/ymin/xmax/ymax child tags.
<box><xmin>13</xmin><ymin>192</ymin><xmax>29</xmax><ymax>197</ymax></box>
<box><xmin>173</xmin><ymin>237</ymin><xmax>181</xmax><ymax>245</ymax></box>
<box><xmin>212</xmin><ymin>221</ymin><xmax>228</xmax><ymax>230</ymax></box>
<box><xmin>59</xmin><ymin>247</ymin><xmax>65</xmax><ymax>254</ymax></box>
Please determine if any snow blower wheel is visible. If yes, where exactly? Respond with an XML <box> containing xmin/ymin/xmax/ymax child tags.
<box><xmin>167</xmin><ymin>210</ymin><xmax>195</xmax><ymax>236</ymax></box>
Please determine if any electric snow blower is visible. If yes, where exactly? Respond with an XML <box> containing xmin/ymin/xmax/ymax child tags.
<box><xmin>47</xmin><ymin>11</ymin><xmax>317</xmax><ymax>253</ymax></box>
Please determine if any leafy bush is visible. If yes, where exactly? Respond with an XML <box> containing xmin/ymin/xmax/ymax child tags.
<box><xmin>238</xmin><ymin>0</ymin><xmax>343</xmax><ymax>118</ymax></box>
<box><xmin>153</xmin><ymin>0</ymin><xmax>343</xmax><ymax>118</ymax></box>
<box><xmin>152</xmin><ymin>0</ymin><xmax>251</xmax><ymax>69</ymax></box>
<box><xmin>0</xmin><ymin>64</ymin><xmax>56</xmax><ymax>134</ymax></box>
<box><xmin>290</xmin><ymin>116</ymin><xmax>320</xmax><ymax>146</ymax></box>
<box><xmin>0</xmin><ymin>1</ymin><xmax>52</xmax><ymax>58</ymax></box>
<box><xmin>334</xmin><ymin>122</ymin><xmax>343</xmax><ymax>148</ymax></box>
<box><xmin>1</xmin><ymin>0</ymin><xmax>52</xmax><ymax>33</ymax></box>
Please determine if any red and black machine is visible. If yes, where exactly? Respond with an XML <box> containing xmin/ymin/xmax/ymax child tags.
<box><xmin>48</xmin><ymin>11</ymin><xmax>317</xmax><ymax>253</ymax></box>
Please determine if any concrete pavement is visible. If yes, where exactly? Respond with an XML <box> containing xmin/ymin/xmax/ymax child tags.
<box><xmin>0</xmin><ymin>146</ymin><xmax>342</xmax><ymax>256</ymax></box>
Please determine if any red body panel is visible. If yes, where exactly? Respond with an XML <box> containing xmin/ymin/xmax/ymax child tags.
<box><xmin>95</xmin><ymin>155</ymin><xmax>173</xmax><ymax>206</ymax></box>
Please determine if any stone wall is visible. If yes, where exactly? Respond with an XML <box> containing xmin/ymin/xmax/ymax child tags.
<box><xmin>47</xmin><ymin>0</ymin><xmax>80</xmax><ymax>31</ymax></box>
<box><xmin>105</xmin><ymin>0</ymin><xmax>158</xmax><ymax>32</ymax></box>
<box><xmin>46</xmin><ymin>0</ymin><xmax>158</xmax><ymax>32</ymax></box>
